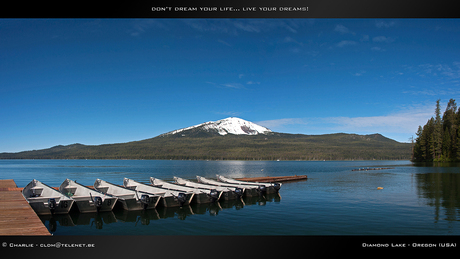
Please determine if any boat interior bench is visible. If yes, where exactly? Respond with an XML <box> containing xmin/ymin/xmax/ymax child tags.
<box><xmin>71</xmin><ymin>195</ymin><xmax>104</xmax><ymax>201</ymax></box>
<box><xmin>27</xmin><ymin>196</ymin><xmax>63</xmax><ymax>202</ymax></box>
<box><xmin>112</xmin><ymin>193</ymin><xmax>136</xmax><ymax>198</ymax></box>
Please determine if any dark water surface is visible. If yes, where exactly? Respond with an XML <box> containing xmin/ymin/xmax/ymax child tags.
<box><xmin>1</xmin><ymin>159</ymin><xmax>460</xmax><ymax>235</ymax></box>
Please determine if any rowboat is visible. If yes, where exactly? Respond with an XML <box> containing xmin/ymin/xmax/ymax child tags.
<box><xmin>93</xmin><ymin>179</ymin><xmax>160</xmax><ymax>211</ymax></box>
<box><xmin>59</xmin><ymin>179</ymin><xmax>118</xmax><ymax>213</ymax></box>
<box><xmin>22</xmin><ymin>179</ymin><xmax>74</xmax><ymax>215</ymax></box>
<box><xmin>196</xmin><ymin>176</ymin><xmax>261</xmax><ymax>197</ymax></box>
<box><xmin>174</xmin><ymin>177</ymin><xmax>244</xmax><ymax>200</ymax></box>
<box><xmin>123</xmin><ymin>178</ymin><xmax>194</xmax><ymax>207</ymax></box>
<box><xmin>216</xmin><ymin>175</ymin><xmax>281</xmax><ymax>194</ymax></box>
<box><xmin>150</xmin><ymin>177</ymin><xmax>222</xmax><ymax>203</ymax></box>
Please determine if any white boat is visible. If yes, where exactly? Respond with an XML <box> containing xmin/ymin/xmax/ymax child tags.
<box><xmin>59</xmin><ymin>179</ymin><xmax>118</xmax><ymax>213</ymax></box>
<box><xmin>174</xmin><ymin>177</ymin><xmax>244</xmax><ymax>200</ymax></box>
<box><xmin>123</xmin><ymin>178</ymin><xmax>194</xmax><ymax>207</ymax></box>
<box><xmin>216</xmin><ymin>175</ymin><xmax>281</xmax><ymax>194</ymax></box>
<box><xmin>22</xmin><ymin>179</ymin><xmax>74</xmax><ymax>215</ymax></box>
<box><xmin>150</xmin><ymin>177</ymin><xmax>222</xmax><ymax>203</ymax></box>
<box><xmin>93</xmin><ymin>179</ymin><xmax>160</xmax><ymax>211</ymax></box>
<box><xmin>196</xmin><ymin>176</ymin><xmax>260</xmax><ymax>197</ymax></box>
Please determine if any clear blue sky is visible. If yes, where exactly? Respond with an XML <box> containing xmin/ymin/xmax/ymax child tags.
<box><xmin>1</xmin><ymin>19</ymin><xmax>460</xmax><ymax>152</ymax></box>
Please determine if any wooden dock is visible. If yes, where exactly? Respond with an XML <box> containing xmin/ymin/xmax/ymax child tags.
<box><xmin>236</xmin><ymin>175</ymin><xmax>308</xmax><ymax>183</ymax></box>
<box><xmin>0</xmin><ymin>179</ymin><xmax>51</xmax><ymax>236</ymax></box>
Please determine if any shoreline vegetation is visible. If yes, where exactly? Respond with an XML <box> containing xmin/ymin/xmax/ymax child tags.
<box><xmin>0</xmin><ymin>132</ymin><xmax>411</xmax><ymax>161</ymax></box>
<box><xmin>412</xmin><ymin>99</ymin><xmax>460</xmax><ymax>162</ymax></box>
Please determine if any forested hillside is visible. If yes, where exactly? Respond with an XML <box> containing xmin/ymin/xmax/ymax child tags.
<box><xmin>0</xmin><ymin>132</ymin><xmax>411</xmax><ymax>161</ymax></box>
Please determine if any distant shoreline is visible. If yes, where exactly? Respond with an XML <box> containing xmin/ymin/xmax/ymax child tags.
<box><xmin>0</xmin><ymin>158</ymin><xmax>411</xmax><ymax>161</ymax></box>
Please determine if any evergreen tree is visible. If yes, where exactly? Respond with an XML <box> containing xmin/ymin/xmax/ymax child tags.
<box><xmin>457</xmin><ymin>127</ymin><xmax>460</xmax><ymax>161</ymax></box>
<box><xmin>426</xmin><ymin>118</ymin><xmax>435</xmax><ymax>160</ymax></box>
<box><xmin>433</xmin><ymin>99</ymin><xmax>443</xmax><ymax>160</ymax></box>
<box><xmin>413</xmin><ymin>126</ymin><xmax>423</xmax><ymax>161</ymax></box>
<box><xmin>457</xmin><ymin>107</ymin><xmax>460</xmax><ymax>161</ymax></box>
<box><xmin>443</xmin><ymin>99</ymin><xmax>458</xmax><ymax>160</ymax></box>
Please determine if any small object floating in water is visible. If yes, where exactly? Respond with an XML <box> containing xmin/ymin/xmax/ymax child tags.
<box><xmin>377</xmin><ymin>187</ymin><xmax>384</xmax><ymax>190</ymax></box>
<box><xmin>352</xmin><ymin>167</ymin><xmax>394</xmax><ymax>171</ymax></box>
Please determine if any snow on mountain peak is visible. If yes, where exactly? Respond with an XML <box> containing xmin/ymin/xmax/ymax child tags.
<box><xmin>164</xmin><ymin>117</ymin><xmax>272</xmax><ymax>136</ymax></box>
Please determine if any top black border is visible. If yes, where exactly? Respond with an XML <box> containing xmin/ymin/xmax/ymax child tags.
<box><xmin>4</xmin><ymin>0</ymin><xmax>460</xmax><ymax>18</ymax></box>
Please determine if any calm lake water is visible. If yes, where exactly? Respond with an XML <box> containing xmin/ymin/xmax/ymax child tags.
<box><xmin>1</xmin><ymin>159</ymin><xmax>460</xmax><ymax>236</ymax></box>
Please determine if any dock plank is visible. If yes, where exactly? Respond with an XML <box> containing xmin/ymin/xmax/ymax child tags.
<box><xmin>0</xmin><ymin>180</ymin><xmax>51</xmax><ymax>236</ymax></box>
<box><xmin>0</xmin><ymin>179</ymin><xmax>17</xmax><ymax>188</ymax></box>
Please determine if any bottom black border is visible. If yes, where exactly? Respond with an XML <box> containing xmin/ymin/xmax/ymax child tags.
<box><xmin>1</xmin><ymin>235</ymin><xmax>459</xmax><ymax>257</ymax></box>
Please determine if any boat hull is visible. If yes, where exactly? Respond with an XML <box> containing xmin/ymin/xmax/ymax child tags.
<box><xmin>217</xmin><ymin>175</ymin><xmax>281</xmax><ymax>194</ymax></box>
<box><xmin>150</xmin><ymin>177</ymin><xmax>222</xmax><ymax>204</ymax></box>
<box><xmin>117</xmin><ymin>196</ymin><xmax>160</xmax><ymax>211</ymax></box>
<box><xmin>22</xmin><ymin>179</ymin><xmax>75</xmax><ymax>215</ymax></box>
<box><xmin>197</xmin><ymin>176</ymin><xmax>259</xmax><ymax>197</ymax></box>
<box><xmin>220</xmin><ymin>191</ymin><xmax>241</xmax><ymax>200</ymax></box>
<box><xmin>27</xmin><ymin>197</ymin><xmax>74</xmax><ymax>215</ymax></box>
<box><xmin>191</xmin><ymin>192</ymin><xmax>218</xmax><ymax>204</ymax></box>
<box><xmin>59</xmin><ymin>179</ymin><xmax>118</xmax><ymax>213</ymax></box>
<box><xmin>94</xmin><ymin>179</ymin><xmax>160</xmax><ymax>211</ymax></box>
<box><xmin>242</xmin><ymin>188</ymin><xmax>258</xmax><ymax>197</ymax></box>
<box><xmin>174</xmin><ymin>177</ymin><xmax>241</xmax><ymax>201</ymax></box>
<box><xmin>161</xmin><ymin>193</ymin><xmax>194</xmax><ymax>207</ymax></box>
<box><xmin>123</xmin><ymin>178</ymin><xmax>194</xmax><ymax>207</ymax></box>
<box><xmin>72</xmin><ymin>196</ymin><xmax>118</xmax><ymax>213</ymax></box>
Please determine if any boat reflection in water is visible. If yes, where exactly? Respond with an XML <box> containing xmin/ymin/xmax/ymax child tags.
<box><xmin>38</xmin><ymin>211</ymin><xmax>117</xmax><ymax>232</ymax></box>
<box><xmin>39</xmin><ymin>214</ymin><xmax>75</xmax><ymax>233</ymax></box>
<box><xmin>37</xmin><ymin>193</ymin><xmax>281</xmax><ymax>233</ymax></box>
<box><xmin>114</xmin><ymin>205</ymin><xmax>195</xmax><ymax>225</ymax></box>
<box><xmin>71</xmin><ymin>211</ymin><xmax>117</xmax><ymax>229</ymax></box>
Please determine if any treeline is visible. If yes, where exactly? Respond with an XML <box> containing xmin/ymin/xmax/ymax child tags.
<box><xmin>412</xmin><ymin>99</ymin><xmax>460</xmax><ymax>162</ymax></box>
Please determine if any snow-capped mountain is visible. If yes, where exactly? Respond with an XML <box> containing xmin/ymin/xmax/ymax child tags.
<box><xmin>163</xmin><ymin>117</ymin><xmax>272</xmax><ymax>136</ymax></box>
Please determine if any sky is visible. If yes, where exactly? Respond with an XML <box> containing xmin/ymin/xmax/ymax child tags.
<box><xmin>1</xmin><ymin>18</ymin><xmax>460</xmax><ymax>152</ymax></box>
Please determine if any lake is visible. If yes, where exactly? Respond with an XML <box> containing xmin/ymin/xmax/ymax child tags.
<box><xmin>1</xmin><ymin>159</ymin><xmax>460</xmax><ymax>236</ymax></box>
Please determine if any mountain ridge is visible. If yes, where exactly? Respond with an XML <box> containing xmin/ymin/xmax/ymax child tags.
<box><xmin>0</xmin><ymin>117</ymin><xmax>412</xmax><ymax>160</ymax></box>
<box><xmin>161</xmin><ymin>117</ymin><xmax>272</xmax><ymax>137</ymax></box>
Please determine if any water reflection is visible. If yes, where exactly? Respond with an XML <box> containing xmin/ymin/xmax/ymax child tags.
<box><xmin>39</xmin><ymin>211</ymin><xmax>118</xmax><ymax>232</ymax></box>
<box><xmin>72</xmin><ymin>211</ymin><xmax>117</xmax><ymax>228</ymax></box>
<box><xmin>416</xmin><ymin>172</ymin><xmax>460</xmax><ymax>222</ymax></box>
<box><xmin>39</xmin><ymin>214</ymin><xmax>75</xmax><ymax>232</ymax></box>
<box><xmin>413</xmin><ymin>162</ymin><xmax>460</xmax><ymax>168</ymax></box>
<box><xmin>38</xmin><ymin>193</ymin><xmax>281</xmax><ymax>233</ymax></box>
<box><xmin>114</xmin><ymin>209</ymin><xmax>160</xmax><ymax>225</ymax></box>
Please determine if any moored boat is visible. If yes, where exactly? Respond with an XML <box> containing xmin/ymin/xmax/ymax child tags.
<box><xmin>150</xmin><ymin>177</ymin><xmax>222</xmax><ymax>203</ymax></box>
<box><xmin>174</xmin><ymin>176</ymin><xmax>243</xmax><ymax>200</ymax></box>
<box><xmin>216</xmin><ymin>175</ymin><xmax>281</xmax><ymax>194</ymax></box>
<box><xmin>123</xmin><ymin>178</ymin><xmax>194</xmax><ymax>207</ymax></box>
<box><xmin>197</xmin><ymin>176</ymin><xmax>260</xmax><ymax>197</ymax></box>
<box><xmin>59</xmin><ymin>179</ymin><xmax>118</xmax><ymax>213</ymax></box>
<box><xmin>22</xmin><ymin>179</ymin><xmax>74</xmax><ymax>215</ymax></box>
<box><xmin>93</xmin><ymin>179</ymin><xmax>160</xmax><ymax>211</ymax></box>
